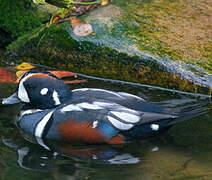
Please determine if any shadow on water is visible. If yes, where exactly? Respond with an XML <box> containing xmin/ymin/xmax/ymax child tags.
<box><xmin>0</xmin><ymin>65</ymin><xmax>212</xmax><ymax>180</ymax></box>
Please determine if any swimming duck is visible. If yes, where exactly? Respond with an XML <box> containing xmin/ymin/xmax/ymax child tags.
<box><xmin>2</xmin><ymin>69</ymin><xmax>203</xmax><ymax>144</ymax></box>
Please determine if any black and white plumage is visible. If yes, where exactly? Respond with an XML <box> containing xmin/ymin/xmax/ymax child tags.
<box><xmin>2</xmin><ymin>69</ymin><xmax>206</xmax><ymax>144</ymax></box>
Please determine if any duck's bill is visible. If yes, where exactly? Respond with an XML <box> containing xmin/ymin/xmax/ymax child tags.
<box><xmin>2</xmin><ymin>92</ymin><xmax>21</xmax><ymax>105</ymax></box>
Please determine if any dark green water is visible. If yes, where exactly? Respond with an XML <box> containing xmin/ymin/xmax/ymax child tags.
<box><xmin>0</xmin><ymin>65</ymin><xmax>212</xmax><ymax>180</ymax></box>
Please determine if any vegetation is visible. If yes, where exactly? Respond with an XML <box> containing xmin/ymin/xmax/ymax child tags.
<box><xmin>114</xmin><ymin>0</ymin><xmax>212</xmax><ymax>73</ymax></box>
<box><xmin>1</xmin><ymin>0</ymin><xmax>211</xmax><ymax>94</ymax></box>
<box><xmin>0</xmin><ymin>0</ymin><xmax>43</xmax><ymax>46</ymax></box>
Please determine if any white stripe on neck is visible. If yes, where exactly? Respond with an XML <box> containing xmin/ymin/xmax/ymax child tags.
<box><xmin>35</xmin><ymin>111</ymin><xmax>54</xmax><ymax>138</ymax></box>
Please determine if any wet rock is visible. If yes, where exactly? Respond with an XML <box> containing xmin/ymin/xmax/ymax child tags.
<box><xmin>2</xmin><ymin>0</ymin><xmax>212</xmax><ymax>95</ymax></box>
<box><xmin>134</xmin><ymin>147</ymin><xmax>212</xmax><ymax>180</ymax></box>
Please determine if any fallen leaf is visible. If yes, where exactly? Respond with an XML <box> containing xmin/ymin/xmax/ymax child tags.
<box><xmin>49</xmin><ymin>71</ymin><xmax>77</xmax><ymax>78</ymax></box>
<box><xmin>49</xmin><ymin>71</ymin><xmax>87</xmax><ymax>84</ymax></box>
<box><xmin>101</xmin><ymin>0</ymin><xmax>109</xmax><ymax>6</ymax></box>
<box><xmin>70</xmin><ymin>17</ymin><xmax>93</xmax><ymax>37</ymax></box>
<box><xmin>15</xmin><ymin>62</ymin><xmax>36</xmax><ymax>70</ymax></box>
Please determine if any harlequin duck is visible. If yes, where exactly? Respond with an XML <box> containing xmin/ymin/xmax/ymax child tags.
<box><xmin>2</xmin><ymin>69</ymin><xmax>205</xmax><ymax>144</ymax></box>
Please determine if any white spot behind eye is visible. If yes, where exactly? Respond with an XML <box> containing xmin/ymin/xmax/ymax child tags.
<box><xmin>52</xmin><ymin>90</ymin><xmax>61</xmax><ymax>105</ymax></box>
<box><xmin>40</xmin><ymin>88</ymin><xmax>49</xmax><ymax>95</ymax></box>
<box><xmin>151</xmin><ymin>124</ymin><xmax>159</xmax><ymax>131</ymax></box>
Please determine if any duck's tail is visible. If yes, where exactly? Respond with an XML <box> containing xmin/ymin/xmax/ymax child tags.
<box><xmin>162</xmin><ymin>100</ymin><xmax>210</xmax><ymax>126</ymax></box>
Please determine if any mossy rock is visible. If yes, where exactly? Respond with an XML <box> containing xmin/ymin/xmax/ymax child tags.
<box><xmin>0</xmin><ymin>0</ymin><xmax>58</xmax><ymax>47</ymax></box>
<box><xmin>4</xmin><ymin>0</ymin><xmax>212</xmax><ymax>95</ymax></box>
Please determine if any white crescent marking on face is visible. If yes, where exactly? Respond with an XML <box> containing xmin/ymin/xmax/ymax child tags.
<box><xmin>18</xmin><ymin>73</ymin><xmax>35</xmax><ymax>103</ymax></box>
<box><xmin>107</xmin><ymin>116</ymin><xmax>133</xmax><ymax>130</ymax></box>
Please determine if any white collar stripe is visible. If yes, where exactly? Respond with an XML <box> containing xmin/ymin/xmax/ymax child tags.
<box><xmin>35</xmin><ymin>111</ymin><xmax>54</xmax><ymax>138</ymax></box>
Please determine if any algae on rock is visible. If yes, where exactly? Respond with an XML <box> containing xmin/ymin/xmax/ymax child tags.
<box><xmin>0</xmin><ymin>0</ymin><xmax>58</xmax><ymax>47</ymax></box>
<box><xmin>3</xmin><ymin>0</ymin><xmax>212</xmax><ymax>95</ymax></box>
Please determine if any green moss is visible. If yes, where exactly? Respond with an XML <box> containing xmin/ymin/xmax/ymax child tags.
<box><xmin>4</xmin><ymin>1</ymin><xmax>211</xmax><ymax>94</ymax></box>
<box><xmin>114</xmin><ymin>0</ymin><xmax>212</xmax><ymax>74</ymax></box>
<box><xmin>0</xmin><ymin>0</ymin><xmax>44</xmax><ymax>47</ymax></box>
<box><xmin>7</xmin><ymin>27</ymin><xmax>45</xmax><ymax>51</ymax></box>
<box><xmin>5</xmin><ymin>22</ymin><xmax>210</xmax><ymax>95</ymax></box>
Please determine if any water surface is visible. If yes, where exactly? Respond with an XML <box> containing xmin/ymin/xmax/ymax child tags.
<box><xmin>0</xmin><ymin>65</ymin><xmax>211</xmax><ymax>180</ymax></box>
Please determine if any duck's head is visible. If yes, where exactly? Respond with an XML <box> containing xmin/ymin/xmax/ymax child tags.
<box><xmin>2</xmin><ymin>69</ymin><xmax>72</xmax><ymax>109</ymax></box>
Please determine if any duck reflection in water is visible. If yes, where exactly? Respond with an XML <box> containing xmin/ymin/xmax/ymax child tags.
<box><xmin>3</xmin><ymin>130</ymin><xmax>146</xmax><ymax>173</ymax></box>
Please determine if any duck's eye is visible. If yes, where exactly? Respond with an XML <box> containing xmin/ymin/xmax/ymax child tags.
<box><xmin>40</xmin><ymin>88</ymin><xmax>49</xmax><ymax>95</ymax></box>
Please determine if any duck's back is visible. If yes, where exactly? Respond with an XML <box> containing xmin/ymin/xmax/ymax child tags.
<box><xmin>71</xmin><ymin>88</ymin><xmax>165</xmax><ymax>114</ymax></box>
